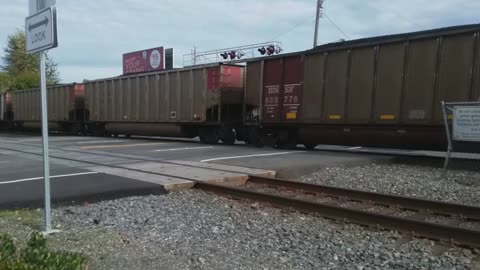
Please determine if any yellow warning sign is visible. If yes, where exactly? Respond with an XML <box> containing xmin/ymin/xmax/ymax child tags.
<box><xmin>286</xmin><ymin>112</ymin><xmax>297</xmax><ymax>119</ymax></box>
<box><xmin>328</xmin><ymin>114</ymin><xmax>342</xmax><ymax>120</ymax></box>
<box><xmin>380</xmin><ymin>114</ymin><xmax>395</xmax><ymax>120</ymax></box>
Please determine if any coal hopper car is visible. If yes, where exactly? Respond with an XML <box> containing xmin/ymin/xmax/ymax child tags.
<box><xmin>83</xmin><ymin>63</ymin><xmax>245</xmax><ymax>144</ymax></box>
<box><xmin>244</xmin><ymin>24</ymin><xmax>480</xmax><ymax>150</ymax></box>
<box><xmin>6</xmin><ymin>84</ymin><xmax>86</xmax><ymax>133</ymax></box>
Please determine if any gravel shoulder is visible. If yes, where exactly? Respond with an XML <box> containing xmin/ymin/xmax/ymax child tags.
<box><xmin>1</xmin><ymin>190</ymin><xmax>479</xmax><ymax>270</ymax></box>
<box><xmin>298</xmin><ymin>158</ymin><xmax>480</xmax><ymax>207</ymax></box>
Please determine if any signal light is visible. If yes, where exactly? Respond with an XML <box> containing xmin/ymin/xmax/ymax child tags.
<box><xmin>258</xmin><ymin>47</ymin><xmax>266</xmax><ymax>55</ymax></box>
<box><xmin>228</xmin><ymin>51</ymin><xmax>236</xmax><ymax>60</ymax></box>
<box><xmin>266</xmin><ymin>45</ymin><xmax>275</xmax><ymax>55</ymax></box>
<box><xmin>220</xmin><ymin>52</ymin><xmax>228</xmax><ymax>60</ymax></box>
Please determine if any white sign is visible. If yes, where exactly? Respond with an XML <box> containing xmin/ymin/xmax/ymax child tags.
<box><xmin>453</xmin><ymin>106</ymin><xmax>480</xmax><ymax>142</ymax></box>
<box><xmin>25</xmin><ymin>7</ymin><xmax>57</xmax><ymax>54</ymax></box>
<box><xmin>29</xmin><ymin>0</ymin><xmax>56</xmax><ymax>15</ymax></box>
<box><xmin>150</xmin><ymin>49</ymin><xmax>162</xmax><ymax>69</ymax></box>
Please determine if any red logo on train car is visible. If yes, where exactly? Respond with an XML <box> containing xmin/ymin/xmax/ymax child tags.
<box><xmin>220</xmin><ymin>66</ymin><xmax>243</xmax><ymax>88</ymax></box>
<box><xmin>207</xmin><ymin>67</ymin><xmax>220</xmax><ymax>91</ymax></box>
<box><xmin>69</xmin><ymin>84</ymin><xmax>85</xmax><ymax>104</ymax></box>
<box><xmin>5</xmin><ymin>93</ymin><xmax>12</xmax><ymax>104</ymax></box>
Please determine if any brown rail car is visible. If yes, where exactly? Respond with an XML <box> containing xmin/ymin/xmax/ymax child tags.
<box><xmin>7</xmin><ymin>84</ymin><xmax>86</xmax><ymax>133</ymax></box>
<box><xmin>84</xmin><ymin>63</ymin><xmax>245</xmax><ymax>144</ymax></box>
<box><xmin>0</xmin><ymin>93</ymin><xmax>13</xmax><ymax>129</ymax></box>
<box><xmin>244</xmin><ymin>24</ymin><xmax>480</xmax><ymax>150</ymax></box>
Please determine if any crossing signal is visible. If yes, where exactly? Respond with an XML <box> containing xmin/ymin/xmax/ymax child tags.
<box><xmin>228</xmin><ymin>51</ymin><xmax>236</xmax><ymax>60</ymax></box>
<box><xmin>220</xmin><ymin>52</ymin><xmax>228</xmax><ymax>60</ymax></box>
<box><xmin>266</xmin><ymin>45</ymin><xmax>275</xmax><ymax>55</ymax></box>
<box><xmin>258</xmin><ymin>45</ymin><xmax>282</xmax><ymax>56</ymax></box>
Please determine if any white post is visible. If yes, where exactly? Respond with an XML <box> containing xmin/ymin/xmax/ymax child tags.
<box><xmin>313</xmin><ymin>0</ymin><xmax>324</xmax><ymax>47</ymax></box>
<box><xmin>39</xmin><ymin>51</ymin><xmax>52</xmax><ymax>232</ymax></box>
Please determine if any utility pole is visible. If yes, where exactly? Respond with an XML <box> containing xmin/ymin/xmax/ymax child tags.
<box><xmin>192</xmin><ymin>45</ymin><xmax>197</xmax><ymax>65</ymax></box>
<box><xmin>313</xmin><ymin>0</ymin><xmax>324</xmax><ymax>47</ymax></box>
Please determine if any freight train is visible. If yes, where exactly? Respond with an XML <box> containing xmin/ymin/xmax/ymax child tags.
<box><xmin>2</xmin><ymin>24</ymin><xmax>480</xmax><ymax>150</ymax></box>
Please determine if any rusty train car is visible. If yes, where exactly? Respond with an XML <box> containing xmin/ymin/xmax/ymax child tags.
<box><xmin>83</xmin><ymin>63</ymin><xmax>245</xmax><ymax>144</ymax></box>
<box><xmin>1</xmin><ymin>64</ymin><xmax>245</xmax><ymax>145</ymax></box>
<box><xmin>2</xmin><ymin>24</ymin><xmax>480</xmax><ymax>150</ymax></box>
<box><xmin>244</xmin><ymin>24</ymin><xmax>480</xmax><ymax>150</ymax></box>
<box><xmin>1</xmin><ymin>84</ymin><xmax>86</xmax><ymax>133</ymax></box>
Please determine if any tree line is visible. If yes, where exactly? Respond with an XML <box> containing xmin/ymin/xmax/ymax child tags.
<box><xmin>0</xmin><ymin>30</ymin><xmax>60</xmax><ymax>93</ymax></box>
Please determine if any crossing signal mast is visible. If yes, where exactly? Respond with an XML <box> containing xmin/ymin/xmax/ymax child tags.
<box><xmin>257</xmin><ymin>45</ymin><xmax>282</xmax><ymax>56</ymax></box>
<box><xmin>183</xmin><ymin>41</ymin><xmax>282</xmax><ymax>66</ymax></box>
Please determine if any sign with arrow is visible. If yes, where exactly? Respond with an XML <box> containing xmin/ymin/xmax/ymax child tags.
<box><xmin>25</xmin><ymin>7</ymin><xmax>57</xmax><ymax>54</ymax></box>
<box><xmin>24</xmin><ymin>3</ymin><xmax>59</xmax><ymax>234</ymax></box>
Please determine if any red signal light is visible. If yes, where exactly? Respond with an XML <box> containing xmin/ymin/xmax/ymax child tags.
<box><xmin>266</xmin><ymin>45</ymin><xmax>275</xmax><ymax>55</ymax></box>
<box><xmin>228</xmin><ymin>51</ymin><xmax>236</xmax><ymax>60</ymax></box>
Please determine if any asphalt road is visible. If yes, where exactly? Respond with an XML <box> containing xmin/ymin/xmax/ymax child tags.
<box><xmin>0</xmin><ymin>132</ymin><xmax>397</xmax><ymax>209</ymax></box>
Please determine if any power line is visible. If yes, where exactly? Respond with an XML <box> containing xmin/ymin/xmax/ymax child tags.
<box><xmin>323</xmin><ymin>12</ymin><xmax>351</xmax><ymax>40</ymax></box>
<box><xmin>372</xmin><ymin>0</ymin><xmax>425</xmax><ymax>29</ymax></box>
<box><xmin>270</xmin><ymin>16</ymin><xmax>316</xmax><ymax>41</ymax></box>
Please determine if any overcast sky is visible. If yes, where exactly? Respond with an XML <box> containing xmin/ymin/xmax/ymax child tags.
<box><xmin>1</xmin><ymin>0</ymin><xmax>479</xmax><ymax>83</ymax></box>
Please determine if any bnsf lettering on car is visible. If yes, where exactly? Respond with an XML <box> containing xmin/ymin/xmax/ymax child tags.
<box><xmin>284</xmin><ymin>84</ymin><xmax>294</xmax><ymax>94</ymax></box>
<box><xmin>266</xmin><ymin>85</ymin><xmax>280</xmax><ymax>95</ymax></box>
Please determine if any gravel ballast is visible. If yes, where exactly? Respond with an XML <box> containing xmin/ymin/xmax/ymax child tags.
<box><xmin>299</xmin><ymin>160</ymin><xmax>480</xmax><ymax>207</ymax></box>
<box><xmin>1</xmin><ymin>189</ymin><xmax>477</xmax><ymax>270</ymax></box>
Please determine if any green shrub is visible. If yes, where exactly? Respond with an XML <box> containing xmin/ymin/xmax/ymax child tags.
<box><xmin>0</xmin><ymin>232</ymin><xmax>88</xmax><ymax>270</ymax></box>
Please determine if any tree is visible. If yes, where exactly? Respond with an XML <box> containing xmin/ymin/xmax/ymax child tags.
<box><xmin>0</xmin><ymin>30</ymin><xmax>60</xmax><ymax>91</ymax></box>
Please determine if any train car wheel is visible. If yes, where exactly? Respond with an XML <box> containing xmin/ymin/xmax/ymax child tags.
<box><xmin>220</xmin><ymin>127</ymin><xmax>236</xmax><ymax>145</ymax></box>
<box><xmin>275</xmin><ymin>131</ymin><xmax>297</xmax><ymax>150</ymax></box>
<box><xmin>199</xmin><ymin>128</ymin><xmax>219</xmax><ymax>144</ymax></box>
<box><xmin>199</xmin><ymin>128</ymin><xmax>209</xmax><ymax>144</ymax></box>
<box><xmin>304</xmin><ymin>143</ymin><xmax>317</xmax><ymax>150</ymax></box>
<box><xmin>276</xmin><ymin>138</ymin><xmax>297</xmax><ymax>150</ymax></box>
<box><xmin>207</xmin><ymin>131</ymin><xmax>219</xmax><ymax>144</ymax></box>
<box><xmin>248</xmin><ymin>128</ymin><xmax>264</xmax><ymax>148</ymax></box>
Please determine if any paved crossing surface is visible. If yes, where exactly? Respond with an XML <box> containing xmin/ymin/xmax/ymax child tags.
<box><xmin>0</xmin><ymin>132</ymin><xmax>396</xmax><ymax>209</ymax></box>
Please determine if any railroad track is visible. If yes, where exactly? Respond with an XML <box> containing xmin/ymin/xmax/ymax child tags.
<box><xmin>195</xmin><ymin>175</ymin><xmax>480</xmax><ymax>249</ymax></box>
<box><xmin>2</xmin><ymin>138</ymin><xmax>480</xmax><ymax>248</ymax></box>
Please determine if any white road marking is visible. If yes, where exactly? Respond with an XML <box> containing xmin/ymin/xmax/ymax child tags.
<box><xmin>154</xmin><ymin>146</ymin><xmax>214</xmax><ymax>152</ymax></box>
<box><xmin>18</xmin><ymin>137</ymin><xmax>91</xmax><ymax>142</ymax></box>
<box><xmin>76</xmin><ymin>140</ymin><xmax>125</xmax><ymax>144</ymax></box>
<box><xmin>0</xmin><ymin>172</ymin><xmax>99</xmax><ymax>185</ymax></box>
<box><xmin>201</xmin><ymin>151</ymin><xmax>305</xmax><ymax>162</ymax></box>
<box><xmin>348</xmin><ymin>146</ymin><xmax>363</xmax><ymax>150</ymax></box>
<box><xmin>80</xmin><ymin>142</ymin><xmax>166</xmax><ymax>149</ymax></box>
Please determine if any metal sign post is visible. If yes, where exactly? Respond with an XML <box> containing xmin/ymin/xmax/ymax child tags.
<box><xmin>39</xmin><ymin>51</ymin><xmax>52</xmax><ymax>232</ymax></box>
<box><xmin>25</xmin><ymin>4</ymin><xmax>58</xmax><ymax>233</ymax></box>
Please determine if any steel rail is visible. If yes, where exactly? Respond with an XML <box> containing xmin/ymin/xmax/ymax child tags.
<box><xmin>248</xmin><ymin>176</ymin><xmax>480</xmax><ymax>220</ymax></box>
<box><xmin>195</xmin><ymin>182</ymin><xmax>480</xmax><ymax>248</ymax></box>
